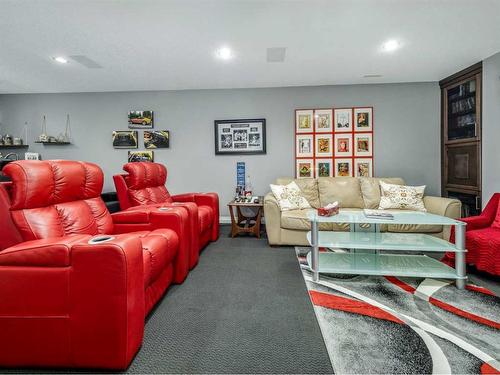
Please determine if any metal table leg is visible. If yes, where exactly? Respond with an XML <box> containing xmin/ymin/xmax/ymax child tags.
<box><xmin>311</xmin><ymin>219</ymin><xmax>319</xmax><ymax>282</ymax></box>
<box><xmin>454</xmin><ymin>224</ymin><xmax>466</xmax><ymax>289</ymax></box>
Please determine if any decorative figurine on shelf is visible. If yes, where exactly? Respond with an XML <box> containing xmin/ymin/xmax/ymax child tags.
<box><xmin>38</xmin><ymin>115</ymin><xmax>49</xmax><ymax>142</ymax></box>
<box><xmin>3</xmin><ymin>134</ymin><xmax>13</xmax><ymax>146</ymax></box>
<box><xmin>13</xmin><ymin>137</ymin><xmax>23</xmax><ymax>145</ymax></box>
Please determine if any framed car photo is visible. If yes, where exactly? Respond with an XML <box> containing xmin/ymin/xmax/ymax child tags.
<box><xmin>214</xmin><ymin>118</ymin><xmax>266</xmax><ymax>155</ymax></box>
<box><xmin>128</xmin><ymin>150</ymin><xmax>154</xmax><ymax>162</ymax></box>
<box><xmin>128</xmin><ymin>110</ymin><xmax>153</xmax><ymax>129</ymax></box>
<box><xmin>112</xmin><ymin>130</ymin><xmax>138</xmax><ymax>149</ymax></box>
<box><xmin>144</xmin><ymin>130</ymin><xmax>169</xmax><ymax>149</ymax></box>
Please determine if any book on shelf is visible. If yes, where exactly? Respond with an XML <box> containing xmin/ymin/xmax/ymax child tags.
<box><xmin>363</xmin><ymin>209</ymin><xmax>394</xmax><ymax>220</ymax></box>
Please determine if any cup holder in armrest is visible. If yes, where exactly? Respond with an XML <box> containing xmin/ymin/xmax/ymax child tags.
<box><xmin>88</xmin><ymin>235</ymin><xmax>115</xmax><ymax>244</ymax></box>
<box><xmin>158</xmin><ymin>206</ymin><xmax>172</xmax><ymax>211</ymax></box>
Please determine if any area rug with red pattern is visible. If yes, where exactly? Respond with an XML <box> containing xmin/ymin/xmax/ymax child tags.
<box><xmin>295</xmin><ymin>247</ymin><xmax>500</xmax><ymax>374</ymax></box>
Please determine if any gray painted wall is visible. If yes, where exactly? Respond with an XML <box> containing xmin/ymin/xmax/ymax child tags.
<box><xmin>482</xmin><ymin>52</ymin><xmax>500</xmax><ymax>206</ymax></box>
<box><xmin>0</xmin><ymin>82</ymin><xmax>440</xmax><ymax>216</ymax></box>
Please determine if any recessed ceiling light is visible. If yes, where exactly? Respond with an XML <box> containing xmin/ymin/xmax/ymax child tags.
<box><xmin>53</xmin><ymin>56</ymin><xmax>69</xmax><ymax>64</ymax></box>
<box><xmin>215</xmin><ymin>47</ymin><xmax>233</xmax><ymax>60</ymax></box>
<box><xmin>381</xmin><ymin>40</ymin><xmax>400</xmax><ymax>52</ymax></box>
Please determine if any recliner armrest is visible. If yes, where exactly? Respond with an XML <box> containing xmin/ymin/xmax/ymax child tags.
<box><xmin>111</xmin><ymin>205</ymin><xmax>190</xmax><ymax>283</ymax></box>
<box><xmin>0</xmin><ymin>234</ymin><xmax>90</xmax><ymax>267</ymax></box>
<box><xmin>459</xmin><ymin>215</ymin><xmax>492</xmax><ymax>231</ymax></box>
<box><xmin>172</xmin><ymin>192</ymin><xmax>220</xmax><ymax>241</ymax></box>
<box><xmin>111</xmin><ymin>209</ymin><xmax>151</xmax><ymax>224</ymax></box>
<box><xmin>171</xmin><ymin>193</ymin><xmax>196</xmax><ymax>202</ymax></box>
<box><xmin>171</xmin><ymin>192</ymin><xmax>219</xmax><ymax>208</ymax></box>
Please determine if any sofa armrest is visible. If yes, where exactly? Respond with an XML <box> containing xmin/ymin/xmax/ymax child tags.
<box><xmin>264</xmin><ymin>192</ymin><xmax>282</xmax><ymax>245</ymax></box>
<box><xmin>423</xmin><ymin>196</ymin><xmax>461</xmax><ymax>219</ymax></box>
<box><xmin>424</xmin><ymin>196</ymin><xmax>461</xmax><ymax>241</ymax></box>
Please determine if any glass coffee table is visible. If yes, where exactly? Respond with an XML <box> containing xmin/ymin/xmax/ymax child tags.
<box><xmin>306</xmin><ymin>209</ymin><xmax>467</xmax><ymax>289</ymax></box>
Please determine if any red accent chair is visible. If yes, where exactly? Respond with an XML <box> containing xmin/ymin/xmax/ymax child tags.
<box><xmin>0</xmin><ymin>160</ymin><xmax>187</xmax><ymax>369</ymax></box>
<box><xmin>114</xmin><ymin>162</ymin><xmax>219</xmax><ymax>269</ymax></box>
<box><xmin>443</xmin><ymin>193</ymin><xmax>500</xmax><ymax>276</ymax></box>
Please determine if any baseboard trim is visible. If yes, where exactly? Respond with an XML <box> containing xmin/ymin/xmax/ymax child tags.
<box><xmin>219</xmin><ymin>216</ymin><xmax>232</xmax><ymax>224</ymax></box>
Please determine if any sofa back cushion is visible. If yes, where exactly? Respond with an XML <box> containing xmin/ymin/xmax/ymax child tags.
<box><xmin>359</xmin><ymin>177</ymin><xmax>405</xmax><ymax>209</ymax></box>
<box><xmin>379</xmin><ymin>181</ymin><xmax>426</xmax><ymax>211</ymax></box>
<box><xmin>123</xmin><ymin>162</ymin><xmax>173</xmax><ymax>206</ymax></box>
<box><xmin>275</xmin><ymin>177</ymin><xmax>320</xmax><ymax>208</ymax></box>
<box><xmin>318</xmin><ymin>177</ymin><xmax>364</xmax><ymax>208</ymax></box>
<box><xmin>3</xmin><ymin>160</ymin><xmax>113</xmax><ymax>241</ymax></box>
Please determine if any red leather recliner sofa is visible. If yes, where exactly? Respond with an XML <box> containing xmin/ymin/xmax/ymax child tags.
<box><xmin>444</xmin><ymin>193</ymin><xmax>500</xmax><ymax>276</ymax></box>
<box><xmin>114</xmin><ymin>162</ymin><xmax>219</xmax><ymax>269</ymax></box>
<box><xmin>0</xmin><ymin>160</ymin><xmax>188</xmax><ymax>369</ymax></box>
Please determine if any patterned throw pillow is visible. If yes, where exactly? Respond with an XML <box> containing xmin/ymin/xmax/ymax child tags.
<box><xmin>270</xmin><ymin>181</ymin><xmax>312</xmax><ymax>211</ymax></box>
<box><xmin>378</xmin><ymin>181</ymin><xmax>426</xmax><ymax>212</ymax></box>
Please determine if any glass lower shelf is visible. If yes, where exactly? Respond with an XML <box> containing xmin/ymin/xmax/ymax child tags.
<box><xmin>306</xmin><ymin>252</ymin><xmax>463</xmax><ymax>279</ymax></box>
<box><xmin>306</xmin><ymin>231</ymin><xmax>464</xmax><ymax>252</ymax></box>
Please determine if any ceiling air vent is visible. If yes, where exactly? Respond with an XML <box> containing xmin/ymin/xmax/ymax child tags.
<box><xmin>266</xmin><ymin>47</ymin><xmax>286</xmax><ymax>63</ymax></box>
<box><xmin>69</xmin><ymin>55</ymin><xmax>103</xmax><ymax>69</ymax></box>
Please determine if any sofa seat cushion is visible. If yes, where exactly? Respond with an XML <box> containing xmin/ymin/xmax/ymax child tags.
<box><xmin>359</xmin><ymin>177</ymin><xmax>405</xmax><ymax>209</ymax></box>
<box><xmin>281</xmin><ymin>209</ymin><xmax>330</xmax><ymax>231</ymax></box>
<box><xmin>318</xmin><ymin>177</ymin><xmax>364</xmax><ymax>208</ymax></box>
<box><xmin>198</xmin><ymin>205</ymin><xmax>213</xmax><ymax>233</ymax></box>
<box><xmin>275</xmin><ymin>177</ymin><xmax>320</xmax><ymax>208</ymax></box>
<box><xmin>280</xmin><ymin>209</ymin><xmax>351</xmax><ymax>231</ymax></box>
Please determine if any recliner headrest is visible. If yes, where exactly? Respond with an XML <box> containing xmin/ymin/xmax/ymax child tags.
<box><xmin>123</xmin><ymin>162</ymin><xmax>167</xmax><ymax>190</ymax></box>
<box><xmin>3</xmin><ymin>160</ymin><xmax>104</xmax><ymax>210</ymax></box>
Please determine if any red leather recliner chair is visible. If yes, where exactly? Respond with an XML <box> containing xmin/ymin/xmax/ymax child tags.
<box><xmin>0</xmin><ymin>160</ymin><xmax>187</xmax><ymax>369</ymax></box>
<box><xmin>443</xmin><ymin>193</ymin><xmax>500</xmax><ymax>276</ymax></box>
<box><xmin>114</xmin><ymin>162</ymin><xmax>219</xmax><ymax>269</ymax></box>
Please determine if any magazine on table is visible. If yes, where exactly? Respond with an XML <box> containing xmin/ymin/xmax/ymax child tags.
<box><xmin>363</xmin><ymin>209</ymin><xmax>394</xmax><ymax>220</ymax></box>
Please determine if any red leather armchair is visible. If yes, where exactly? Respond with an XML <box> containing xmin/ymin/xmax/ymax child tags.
<box><xmin>443</xmin><ymin>193</ymin><xmax>500</xmax><ymax>276</ymax></box>
<box><xmin>114</xmin><ymin>162</ymin><xmax>219</xmax><ymax>269</ymax></box>
<box><xmin>0</xmin><ymin>160</ymin><xmax>186</xmax><ymax>369</ymax></box>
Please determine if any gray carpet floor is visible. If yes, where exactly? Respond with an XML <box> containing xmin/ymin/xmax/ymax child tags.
<box><xmin>125</xmin><ymin>225</ymin><xmax>333</xmax><ymax>374</ymax></box>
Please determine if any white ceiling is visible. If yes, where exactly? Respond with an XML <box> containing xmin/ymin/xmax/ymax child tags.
<box><xmin>1</xmin><ymin>0</ymin><xmax>500</xmax><ymax>94</ymax></box>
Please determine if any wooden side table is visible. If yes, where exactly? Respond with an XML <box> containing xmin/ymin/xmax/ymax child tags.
<box><xmin>227</xmin><ymin>197</ymin><xmax>264</xmax><ymax>238</ymax></box>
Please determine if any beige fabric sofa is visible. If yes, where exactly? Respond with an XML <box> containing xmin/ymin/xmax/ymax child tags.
<box><xmin>264</xmin><ymin>177</ymin><xmax>461</xmax><ymax>246</ymax></box>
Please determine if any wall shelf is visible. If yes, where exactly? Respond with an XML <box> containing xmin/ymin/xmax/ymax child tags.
<box><xmin>0</xmin><ymin>145</ymin><xmax>29</xmax><ymax>149</ymax></box>
<box><xmin>34</xmin><ymin>141</ymin><xmax>71</xmax><ymax>145</ymax></box>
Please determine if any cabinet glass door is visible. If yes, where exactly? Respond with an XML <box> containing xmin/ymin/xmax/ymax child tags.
<box><xmin>446</xmin><ymin>79</ymin><xmax>477</xmax><ymax>140</ymax></box>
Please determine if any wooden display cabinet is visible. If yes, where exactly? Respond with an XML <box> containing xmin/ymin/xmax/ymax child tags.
<box><xmin>440</xmin><ymin>62</ymin><xmax>482</xmax><ymax>217</ymax></box>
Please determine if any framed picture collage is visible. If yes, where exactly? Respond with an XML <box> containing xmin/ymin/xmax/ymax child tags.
<box><xmin>295</xmin><ymin>107</ymin><xmax>374</xmax><ymax>178</ymax></box>
<box><xmin>112</xmin><ymin>110</ymin><xmax>170</xmax><ymax>163</ymax></box>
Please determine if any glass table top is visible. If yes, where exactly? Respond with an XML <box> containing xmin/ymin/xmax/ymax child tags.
<box><xmin>307</xmin><ymin>209</ymin><xmax>464</xmax><ymax>226</ymax></box>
